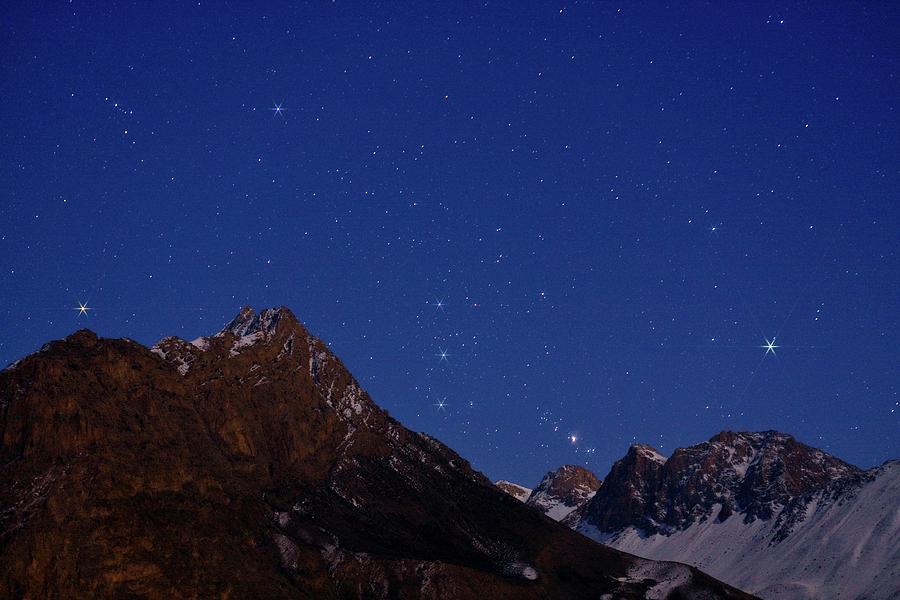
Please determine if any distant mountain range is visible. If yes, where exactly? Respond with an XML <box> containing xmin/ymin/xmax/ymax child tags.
<box><xmin>497</xmin><ymin>431</ymin><xmax>899</xmax><ymax>600</ymax></box>
<box><xmin>0</xmin><ymin>306</ymin><xmax>750</xmax><ymax>599</ymax></box>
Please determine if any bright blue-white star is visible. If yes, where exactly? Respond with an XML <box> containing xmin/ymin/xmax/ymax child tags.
<box><xmin>271</xmin><ymin>102</ymin><xmax>285</xmax><ymax>118</ymax></box>
<box><xmin>762</xmin><ymin>337</ymin><xmax>779</xmax><ymax>355</ymax></box>
<box><xmin>436</xmin><ymin>348</ymin><xmax>450</xmax><ymax>362</ymax></box>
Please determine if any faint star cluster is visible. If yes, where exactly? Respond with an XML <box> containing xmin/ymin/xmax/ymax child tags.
<box><xmin>0</xmin><ymin>2</ymin><xmax>896</xmax><ymax>486</ymax></box>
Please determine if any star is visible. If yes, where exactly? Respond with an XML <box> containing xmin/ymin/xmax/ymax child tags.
<box><xmin>434</xmin><ymin>400</ymin><xmax>447</xmax><ymax>411</ymax></box>
<box><xmin>569</xmin><ymin>434</ymin><xmax>578</xmax><ymax>444</ymax></box>
<box><xmin>436</xmin><ymin>348</ymin><xmax>450</xmax><ymax>362</ymax></box>
<box><xmin>431</xmin><ymin>299</ymin><xmax>445</xmax><ymax>310</ymax></box>
<box><xmin>271</xmin><ymin>102</ymin><xmax>285</xmax><ymax>118</ymax></box>
<box><xmin>761</xmin><ymin>337</ymin><xmax>779</xmax><ymax>355</ymax></box>
<box><xmin>74</xmin><ymin>302</ymin><xmax>91</xmax><ymax>316</ymax></box>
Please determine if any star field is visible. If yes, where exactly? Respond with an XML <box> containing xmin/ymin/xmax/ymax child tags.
<box><xmin>1</xmin><ymin>3</ymin><xmax>898</xmax><ymax>485</ymax></box>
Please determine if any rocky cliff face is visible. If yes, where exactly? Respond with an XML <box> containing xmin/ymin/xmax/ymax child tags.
<box><xmin>570</xmin><ymin>431</ymin><xmax>897</xmax><ymax>599</ymax></box>
<box><xmin>0</xmin><ymin>307</ymin><xmax>753</xmax><ymax>599</ymax></box>
<box><xmin>525</xmin><ymin>465</ymin><xmax>601</xmax><ymax>522</ymax></box>
<box><xmin>583</xmin><ymin>431</ymin><xmax>857</xmax><ymax>535</ymax></box>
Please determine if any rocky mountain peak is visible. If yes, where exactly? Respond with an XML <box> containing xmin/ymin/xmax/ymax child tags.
<box><xmin>150</xmin><ymin>306</ymin><xmax>317</xmax><ymax>374</ymax></box>
<box><xmin>66</xmin><ymin>328</ymin><xmax>100</xmax><ymax>346</ymax></box>
<box><xmin>627</xmin><ymin>443</ymin><xmax>667</xmax><ymax>464</ymax></box>
<box><xmin>583</xmin><ymin>430</ymin><xmax>861</xmax><ymax>536</ymax></box>
<box><xmin>219</xmin><ymin>305</ymin><xmax>299</xmax><ymax>339</ymax></box>
<box><xmin>525</xmin><ymin>465</ymin><xmax>601</xmax><ymax>522</ymax></box>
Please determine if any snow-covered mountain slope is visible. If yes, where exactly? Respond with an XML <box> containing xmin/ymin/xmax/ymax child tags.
<box><xmin>574</xmin><ymin>431</ymin><xmax>899</xmax><ymax>600</ymax></box>
<box><xmin>494</xmin><ymin>480</ymin><xmax>532</xmax><ymax>502</ymax></box>
<box><xmin>583</xmin><ymin>431</ymin><xmax>859</xmax><ymax>535</ymax></box>
<box><xmin>525</xmin><ymin>465</ymin><xmax>601</xmax><ymax>521</ymax></box>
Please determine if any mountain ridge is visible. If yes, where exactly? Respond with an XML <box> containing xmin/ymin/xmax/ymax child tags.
<box><xmin>551</xmin><ymin>430</ymin><xmax>896</xmax><ymax>600</ymax></box>
<box><xmin>499</xmin><ymin>430</ymin><xmax>897</xmax><ymax>598</ymax></box>
<box><xmin>582</xmin><ymin>430</ymin><xmax>860</xmax><ymax>535</ymax></box>
<box><xmin>0</xmin><ymin>306</ymin><xmax>753</xmax><ymax>599</ymax></box>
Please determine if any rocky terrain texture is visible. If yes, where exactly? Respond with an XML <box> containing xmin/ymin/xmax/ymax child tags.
<box><xmin>0</xmin><ymin>307</ymin><xmax>754</xmax><ymax>599</ymax></box>
<box><xmin>524</xmin><ymin>465</ymin><xmax>601</xmax><ymax>522</ymax></box>
<box><xmin>570</xmin><ymin>431</ymin><xmax>899</xmax><ymax>599</ymax></box>
<box><xmin>493</xmin><ymin>481</ymin><xmax>531</xmax><ymax>503</ymax></box>
<box><xmin>582</xmin><ymin>431</ymin><xmax>857</xmax><ymax>535</ymax></box>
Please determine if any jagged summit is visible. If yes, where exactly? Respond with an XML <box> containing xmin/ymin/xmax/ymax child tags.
<box><xmin>525</xmin><ymin>465</ymin><xmax>601</xmax><ymax>522</ymax></box>
<box><xmin>150</xmin><ymin>306</ymin><xmax>317</xmax><ymax>373</ymax></box>
<box><xmin>219</xmin><ymin>305</ymin><xmax>299</xmax><ymax>339</ymax></box>
<box><xmin>708</xmin><ymin>429</ymin><xmax>794</xmax><ymax>447</ymax></box>
<box><xmin>582</xmin><ymin>429</ymin><xmax>860</xmax><ymax>536</ymax></box>
<box><xmin>628</xmin><ymin>443</ymin><xmax>667</xmax><ymax>464</ymax></box>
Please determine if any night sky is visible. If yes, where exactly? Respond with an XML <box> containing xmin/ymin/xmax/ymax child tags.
<box><xmin>2</xmin><ymin>3</ymin><xmax>898</xmax><ymax>486</ymax></box>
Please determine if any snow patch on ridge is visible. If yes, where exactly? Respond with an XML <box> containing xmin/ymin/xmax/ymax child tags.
<box><xmin>229</xmin><ymin>331</ymin><xmax>263</xmax><ymax>356</ymax></box>
<box><xmin>215</xmin><ymin>306</ymin><xmax>291</xmax><ymax>356</ymax></box>
<box><xmin>624</xmin><ymin>560</ymin><xmax>693</xmax><ymax>600</ymax></box>
<box><xmin>504</xmin><ymin>561</ymin><xmax>539</xmax><ymax>580</ymax></box>
<box><xmin>149</xmin><ymin>337</ymin><xmax>196</xmax><ymax>375</ymax></box>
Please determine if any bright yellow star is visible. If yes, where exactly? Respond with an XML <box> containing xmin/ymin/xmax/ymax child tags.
<box><xmin>762</xmin><ymin>337</ymin><xmax>778</xmax><ymax>355</ymax></box>
<box><xmin>74</xmin><ymin>302</ymin><xmax>91</xmax><ymax>316</ymax></box>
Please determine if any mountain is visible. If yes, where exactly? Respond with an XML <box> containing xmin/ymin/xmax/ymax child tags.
<box><xmin>0</xmin><ymin>306</ymin><xmax>754</xmax><ymax>599</ymax></box>
<box><xmin>524</xmin><ymin>465</ymin><xmax>601</xmax><ymax>522</ymax></box>
<box><xmin>570</xmin><ymin>431</ymin><xmax>899</xmax><ymax>600</ymax></box>
<box><xmin>494</xmin><ymin>481</ymin><xmax>531</xmax><ymax>502</ymax></box>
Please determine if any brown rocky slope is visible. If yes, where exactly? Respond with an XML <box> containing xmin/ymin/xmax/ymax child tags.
<box><xmin>0</xmin><ymin>306</ymin><xmax>755</xmax><ymax>599</ymax></box>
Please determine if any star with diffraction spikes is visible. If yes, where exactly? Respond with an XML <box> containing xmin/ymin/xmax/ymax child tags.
<box><xmin>434</xmin><ymin>399</ymin><xmax>448</xmax><ymax>411</ymax></box>
<box><xmin>436</xmin><ymin>348</ymin><xmax>450</xmax><ymax>362</ymax></box>
<box><xmin>271</xmin><ymin>102</ymin><xmax>285</xmax><ymax>118</ymax></box>
<box><xmin>74</xmin><ymin>302</ymin><xmax>91</xmax><ymax>317</ymax></box>
<box><xmin>761</xmin><ymin>337</ymin><xmax>779</xmax><ymax>355</ymax></box>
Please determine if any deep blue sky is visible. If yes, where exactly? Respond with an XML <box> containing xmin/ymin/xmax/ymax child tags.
<box><xmin>2</xmin><ymin>3</ymin><xmax>897</xmax><ymax>486</ymax></box>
